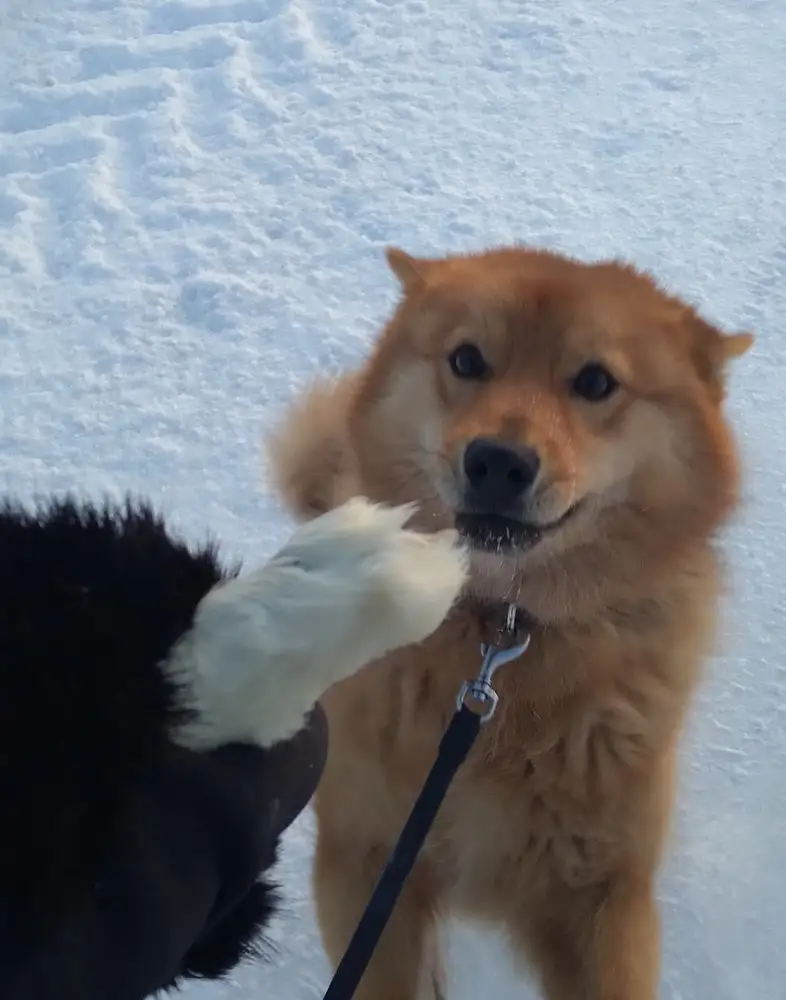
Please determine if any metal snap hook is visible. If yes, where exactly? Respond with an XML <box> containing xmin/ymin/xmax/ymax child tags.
<box><xmin>457</xmin><ymin>608</ymin><xmax>531</xmax><ymax>722</ymax></box>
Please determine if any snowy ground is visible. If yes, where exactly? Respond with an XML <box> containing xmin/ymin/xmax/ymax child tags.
<box><xmin>1</xmin><ymin>0</ymin><xmax>785</xmax><ymax>996</ymax></box>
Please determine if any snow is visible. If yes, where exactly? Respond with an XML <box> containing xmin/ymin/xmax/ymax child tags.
<box><xmin>1</xmin><ymin>0</ymin><xmax>785</xmax><ymax>996</ymax></box>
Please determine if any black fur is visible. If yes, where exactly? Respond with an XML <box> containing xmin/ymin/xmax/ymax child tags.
<box><xmin>0</xmin><ymin>495</ymin><xmax>327</xmax><ymax>999</ymax></box>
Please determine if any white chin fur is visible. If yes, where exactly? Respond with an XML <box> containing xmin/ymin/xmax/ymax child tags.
<box><xmin>166</xmin><ymin>496</ymin><xmax>469</xmax><ymax>751</ymax></box>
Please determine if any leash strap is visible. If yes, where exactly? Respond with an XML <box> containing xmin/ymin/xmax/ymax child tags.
<box><xmin>321</xmin><ymin>704</ymin><xmax>481</xmax><ymax>1000</ymax></box>
<box><xmin>321</xmin><ymin>605</ymin><xmax>530</xmax><ymax>1000</ymax></box>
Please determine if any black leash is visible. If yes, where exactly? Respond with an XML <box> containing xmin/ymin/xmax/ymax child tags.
<box><xmin>321</xmin><ymin>705</ymin><xmax>479</xmax><ymax>1000</ymax></box>
<box><xmin>322</xmin><ymin>606</ymin><xmax>530</xmax><ymax>1000</ymax></box>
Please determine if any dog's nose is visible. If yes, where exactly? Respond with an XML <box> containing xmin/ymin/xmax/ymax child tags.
<box><xmin>463</xmin><ymin>437</ymin><xmax>541</xmax><ymax>508</ymax></box>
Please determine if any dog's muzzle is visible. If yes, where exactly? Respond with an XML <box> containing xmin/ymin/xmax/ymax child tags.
<box><xmin>260</xmin><ymin>702</ymin><xmax>329</xmax><ymax>840</ymax></box>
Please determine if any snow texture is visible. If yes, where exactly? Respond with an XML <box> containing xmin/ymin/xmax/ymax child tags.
<box><xmin>1</xmin><ymin>0</ymin><xmax>784</xmax><ymax>997</ymax></box>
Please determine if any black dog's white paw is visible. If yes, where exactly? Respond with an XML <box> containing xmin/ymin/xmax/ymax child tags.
<box><xmin>169</xmin><ymin>497</ymin><xmax>468</xmax><ymax>751</ymax></box>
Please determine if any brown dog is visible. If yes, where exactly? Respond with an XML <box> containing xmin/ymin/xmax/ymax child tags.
<box><xmin>267</xmin><ymin>246</ymin><xmax>752</xmax><ymax>1000</ymax></box>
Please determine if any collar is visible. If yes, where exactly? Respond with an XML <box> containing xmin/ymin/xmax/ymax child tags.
<box><xmin>458</xmin><ymin>597</ymin><xmax>537</xmax><ymax>648</ymax></box>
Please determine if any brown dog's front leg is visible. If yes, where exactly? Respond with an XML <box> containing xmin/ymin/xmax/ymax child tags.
<box><xmin>522</xmin><ymin>874</ymin><xmax>660</xmax><ymax>1000</ymax></box>
<box><xmin>314</xmin><ymin>827</ymin><xmax>444</xmax><ymax>1000</ymax></box>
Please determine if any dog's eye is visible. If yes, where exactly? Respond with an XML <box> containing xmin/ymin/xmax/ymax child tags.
<box><xmin>448</xmin><ymin>343</ymin><xmax>490</xmax><ymax>380</ymax></box>
<box><xmin>571</xmin><ymin>363</ymin><xmax>619</xmax><ymax>402</ymax></box>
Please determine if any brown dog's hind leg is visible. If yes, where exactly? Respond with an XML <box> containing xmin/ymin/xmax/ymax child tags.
<box><xmin>313</xmin><ymin>828</ymin><xmax>444</xmax><ymax>1000</ymax></box>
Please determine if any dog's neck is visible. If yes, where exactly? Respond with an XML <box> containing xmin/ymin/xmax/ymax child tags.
<box><xmin>458</xmin><ymin>597</ymin><xmax>537</xmax><ymax>648</ymax></box>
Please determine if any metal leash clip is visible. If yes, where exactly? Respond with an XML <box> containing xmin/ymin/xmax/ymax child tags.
<box><xmin>457</xmin><ymin>604</ymin><xmax>531</xmax><ymax>723</ymax></box>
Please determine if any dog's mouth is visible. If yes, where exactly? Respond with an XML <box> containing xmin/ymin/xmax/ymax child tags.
<box><xmin>455</xmin><ymin>506</ymin><xmax>579</xmax><ymax>553</ymax></box>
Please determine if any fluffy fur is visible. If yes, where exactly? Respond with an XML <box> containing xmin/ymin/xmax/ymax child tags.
<box><xmin>170</xmin><ymin>497</ymin><xmax>468</xmax><ymax>751</ymax></box>
<box><xmin>267</xmin><ymin>245</ymin><xmax>752</xmax><ymax>1000</ymax></box>
<box><xmin>0</xmin><ymin>494</ymin><xmax>466</xmax><ymax>1000</ymax></box>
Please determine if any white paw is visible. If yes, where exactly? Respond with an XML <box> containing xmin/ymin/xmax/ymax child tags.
<box><xmin>368</xmin><ymin>521</ymin><xmax>470</xmax><ymax>650</ymax></box>
<box><xmin>273</xmin><ymin>496</ymin><xmax>469</xmax><ymax>660</ymax></box>
<box><xmin>167</xmin><ymin>497</ymin><xmax>468</xmax><ymax>751</ymax></box>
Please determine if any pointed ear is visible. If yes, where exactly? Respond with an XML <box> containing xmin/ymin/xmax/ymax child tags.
<box><xmin>385</xmin><ymin>247</ymin><xmax>429</xmax><ymax>292</ymax></box>
<box><xmin>704</xmin><ymin>327</ymin><xmax>754</xmax><ymax>376</ymax></box>
<box><xmin>719</xmin><ymin>331</ymin><xmax>754</xmax><ymax>361</ymax></box>
<box><xmin>688</xmin><ymin>312</ymin><xmax>754</xmax><ymax>398</ymax></box>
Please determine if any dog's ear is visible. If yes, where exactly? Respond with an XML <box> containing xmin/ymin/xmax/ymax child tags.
<box><xmin>719</xmin><ymin>330</ymin><xmax>755</xmax><ymax>360</ymax></box>
<box><xmin>687</xmin><ymin>310</ymin><xmax>754</xmax><ymax>399</ymax></box>
<box><xmin>385</xmin><ymin>247</ymin><xmax>431</xmax><ymax>292</ymax></box>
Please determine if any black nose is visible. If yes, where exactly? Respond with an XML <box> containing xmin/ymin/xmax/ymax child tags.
<box><xmin>463</xmin><ymin>437</ymin><xmax>541</xmax><ymax>508</ymax></box>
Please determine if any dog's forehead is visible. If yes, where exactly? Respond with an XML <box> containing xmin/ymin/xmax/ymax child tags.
<box><xmin>425</xmin><ymin>264</ymin><xmax>667</xmax><ymax>351</ymax></box>
<box><xmin>408</xmin><ymin>260</ymin><xmax>691</xmax><ymax>392</ymax></box>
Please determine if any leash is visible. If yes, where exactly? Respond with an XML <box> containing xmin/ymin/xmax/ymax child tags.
<box><xmin>321</xmin><ymin>604</ymin><xmax>530</xmax><ymax>1000</ymax></box>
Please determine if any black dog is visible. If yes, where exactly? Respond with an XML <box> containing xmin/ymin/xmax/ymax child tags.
<box><xmin>0</xmin><ymin>494</ymin><xmax>466</xmax><ymax>999</ymax></box>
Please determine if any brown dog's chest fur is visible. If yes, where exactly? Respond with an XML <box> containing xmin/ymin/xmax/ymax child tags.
<box><xmin>317</xmin><ymin>566</ymin><xmax>717</xmax><ymax>920</ymax></box>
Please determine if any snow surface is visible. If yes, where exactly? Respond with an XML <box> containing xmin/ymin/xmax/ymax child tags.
<box><xmin>1</xmin><ymin>0</ymin><xmax>785</xmax><ymax>996</ymax></box>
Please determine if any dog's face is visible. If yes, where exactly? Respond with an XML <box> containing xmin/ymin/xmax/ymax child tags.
<box><xmin>347</xmin><ymin>247</ymin><xmax>752</xmax><ymax>610</ymax></box>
